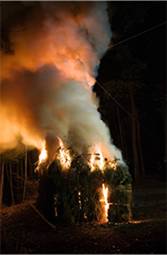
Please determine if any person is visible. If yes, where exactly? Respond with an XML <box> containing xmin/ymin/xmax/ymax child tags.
<box><xmin>36</xmin><ymin>161</ymin><xmax>58</xmax><ymax>222</ymax></box>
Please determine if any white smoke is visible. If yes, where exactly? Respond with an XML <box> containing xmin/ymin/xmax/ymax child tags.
<box><xmin>0</xmin><ymin>2</ymin><xmax>124</xmax><ymax>163</ymax></box>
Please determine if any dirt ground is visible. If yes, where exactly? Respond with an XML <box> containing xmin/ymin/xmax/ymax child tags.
<box><xmin>1</xmin><ymin>178</ymin><xmax>167</xmax><ymax>254</ymax></box>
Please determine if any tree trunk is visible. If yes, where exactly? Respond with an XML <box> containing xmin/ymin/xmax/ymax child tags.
<box><xmin>129</xmin><ymin>87</ymin><xmax>140</xmax><ymax>181</ymax></box>
<box><xmin>136</xmin><ymin>115</ymin><xmax>145</xmax><ymax>177</ymax></box>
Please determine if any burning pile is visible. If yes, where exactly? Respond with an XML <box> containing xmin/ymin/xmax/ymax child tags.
<box><xmin>1</xmin><ymin>2</ymin><xmax>132</xmax><ymax>223</ymax></box>
<box><xmin>36</xmin><ymin>141</ymin><xmax>132</xmax><ymax>224</ymax></box>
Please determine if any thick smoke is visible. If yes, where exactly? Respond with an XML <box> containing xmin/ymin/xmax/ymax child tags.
<box><xmin>0</xmin><ymin>2</ymin><xmax>123</xmax><ymax>163</ymax></box>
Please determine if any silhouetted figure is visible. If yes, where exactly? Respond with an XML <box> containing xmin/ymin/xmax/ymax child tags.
<box><xmin>36</xmin><ymin>161</ymin><xmax>59</xmax><ymax>222</ymax></box>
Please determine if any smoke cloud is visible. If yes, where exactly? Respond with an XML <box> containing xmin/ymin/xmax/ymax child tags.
<box><xmin>0</xmin><ymin>2</ymin><xmax>123</xmax><ymax>163</ymax></box>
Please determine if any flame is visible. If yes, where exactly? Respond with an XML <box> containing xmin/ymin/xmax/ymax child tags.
<box><xmin>36</xmin><ymin>138</ymin><xmax>72</xmax><ymax>172</ymax></box>
<box><xmin>89</xmin><ymin>144</ymin><xmax>118</xmax><ymax>172</ymax></box>
<box><xmin>108</xmin><ymin>160</ymin><xmax>117</xmax><ymax>171</ymax></box>
<box><xmin>35</xmin><ymin>141</ymin><xmax>48</xmax><ymax>172</ymax></box>
<box><xmin>89</xmin><ymin>145</ymin><xmax>105</xmax><ymax>171</ymax></box>
<box><xmin>57</xmin><ymin>138</ymin><xmax>71</xmax><ymax>170</ymax></box>
<box><xmin>100</xmin><ymin>183</ymin><xmax>109</xmax><ymax>223</ymax></box>
<box><xmin>39</xmin><ymin>144</ymin><xmax>48</xmax><ymax>164</ymax></box>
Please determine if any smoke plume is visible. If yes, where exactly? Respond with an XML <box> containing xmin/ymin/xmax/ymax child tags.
<box><xmin>0</xmin><ymin>2</ymin><xmax>123</xmax><ymax>163</ymax></box>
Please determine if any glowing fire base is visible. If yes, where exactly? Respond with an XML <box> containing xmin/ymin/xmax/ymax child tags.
<box><xmin>37</xmin><ymin>155</ymin><xmax>132</xmax><ymax>224</ymax></box>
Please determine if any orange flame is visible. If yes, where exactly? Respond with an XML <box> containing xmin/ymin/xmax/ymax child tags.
<box><xmin>100</xmin><ymin>183</ymin><xmax>109</xmax><ymax>223</ymax></box>
<box><xmin>57</xmin><ymin>138</ymin><xmax>71</xmax><ymax>170</ymax></box>
<box><xmin>89</xmin><ymin>145</ymin><xmax>105</xmax><ymax>171</ymax></box>
<box><xmin>108</xmin><ymin>160</ymin><xmax>117</xmax><ymax>170</ymax></box>
<box><xmin>39</xmin><ymin>144</ymin><xmax>48</xmax><ymax>165</ymax></box>
<box><xmin>35</xmin><ymin>141</ymin><xmax>48</xmax><ymax>172</ymax></box>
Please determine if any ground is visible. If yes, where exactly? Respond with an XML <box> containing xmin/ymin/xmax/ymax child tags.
<box><xmin>1</xmin><ymin>178</ymin><xmax>166</xmax><ymax>254</ymax></box>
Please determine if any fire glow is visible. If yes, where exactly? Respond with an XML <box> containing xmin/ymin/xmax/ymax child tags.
<box><xmin>0</xmin><ymin>2</ymin><xmax>124</xmax><ymax>167</ymax></box>
<box><xmin>37</xmin><ymin>140</ymin><xmax>111</xmax><ymax>223</ymax></box>
<box><xmin>0</xmin><ymin>2</ymin><xmax>125</xmax><ymax>224</ymax></box>
<box><xmin>89</xmin><ymin>145</ymin><xmax>105</xmax><ymax>171</ymax></box>
<box><xmin>57</xmin><ymin>138</ymin><xmax>72</xmax><ymax>170</ymax></box>
<box><xmin>39</xmin><ymin>143</ymin><xmax>48</xmax><ymax>165</ymax></box>
<box><xmin>100</xmin><ymin>183</ymin><xmax>110</xmax><ymax>223</ymax></box>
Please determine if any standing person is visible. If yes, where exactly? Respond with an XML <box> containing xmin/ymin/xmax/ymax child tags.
<box><xmin>36</xmin><ymin>161</ymin><xmax>57</xmax><ymax>222</ymax></box>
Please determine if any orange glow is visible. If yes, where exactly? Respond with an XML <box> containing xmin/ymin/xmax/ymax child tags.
<box><xmin>89</xmin><ymin>145</ymin><xmax>105</xmax><ymax>171</ymax></box>
<box><xmin>108</xmin><ymin>160</ymin><xmax>117</xmax><ymax>170</ymax></box>
<box><xmin>100</xmin><ymin>183</ymin><xmax>109</xmax><ymax>223</ymax></box>
<box><xmin>0</xmin><ymin>18</ymin><xmax>97</xmax><ymax>89</ymax></box>
<box><xmin>35</xmin><ymin>141</ymin><xmax>48</xmax><ymax>172</ymax></box>
<box><xmin>57</xmin><ymin>138</ymin><xmax>71</xmax><ymax>170</ymax></box>
<box><xmin>39</xmin><ymin>142</ymin><xmax>48</xmax><ymax>165</ymax></box>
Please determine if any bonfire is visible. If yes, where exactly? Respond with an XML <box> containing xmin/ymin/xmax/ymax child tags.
<box><xmin>36</xmin><ymin>138</ymin><xmax>132</xmax><ymax>224</ymax></box>
<box><xmin>0</xmin><ymin>2</ymin><xmax>132</xmax><ymax>224</ymax></box>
